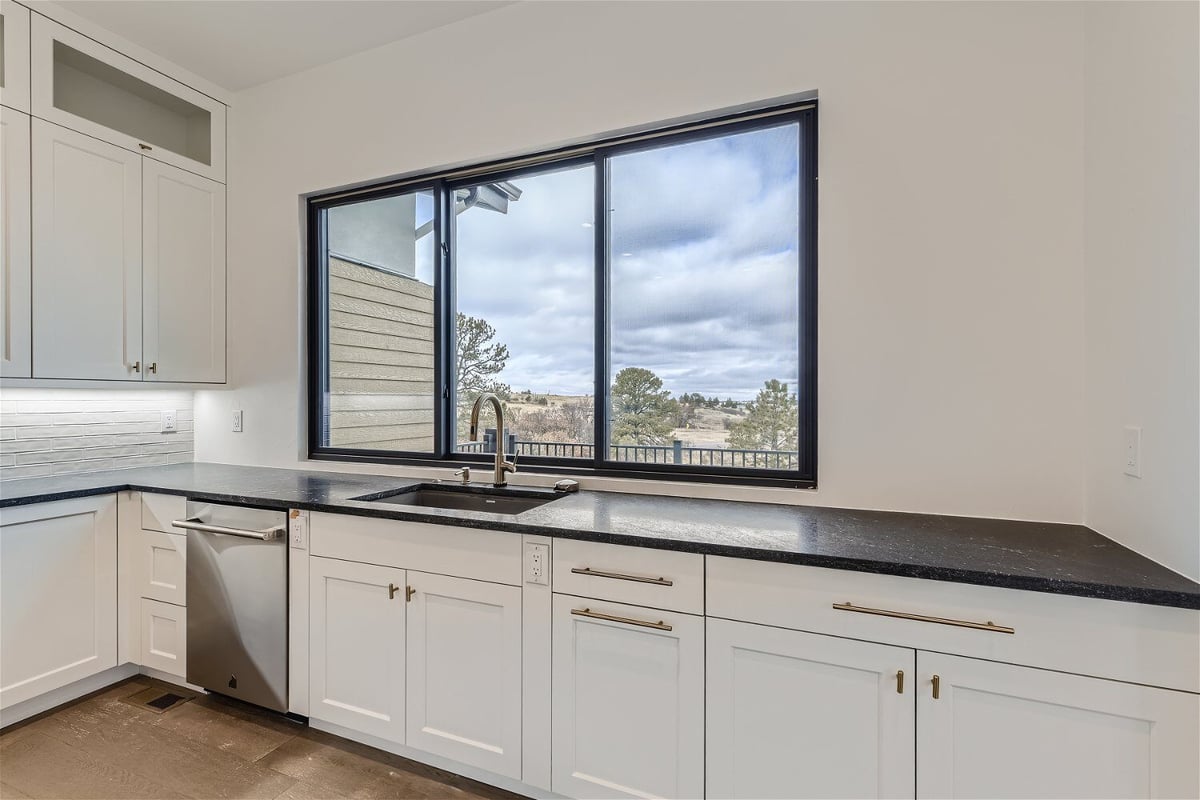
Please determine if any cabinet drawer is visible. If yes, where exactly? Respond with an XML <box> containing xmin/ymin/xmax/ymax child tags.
<box><xmin>137</xmin><ymin>529</ymin><xmax>186</xmax><ymax>605</ymax></box>
<box><xmin>140</xmin><ymin>598</ymin><xmax>186</xmax><ymax>678</ymax></box>
<box><xmin>553</xmin><ymin>539</ymin><xmax>703</xmax><ymax>614</ymax></box>
<box><xmin>707</xmin><ymin>557</ymin><xmax>1200</xmax><ymax>693</ymax></box>
<box><xmin>309</xmin><ymin>513</ymin><xmax>521</xmax><ymax>585</ymax></box>
<box><xmin>141</xmin><ymin>493</ymin><xmax>186</xmax><ymax>534</ymax></box>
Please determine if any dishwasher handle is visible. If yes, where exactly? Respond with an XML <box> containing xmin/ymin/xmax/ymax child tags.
<box><xmin>171</xmin><ymin>518</ymin><xmax>285</xmax><ymax>541</ymax></box>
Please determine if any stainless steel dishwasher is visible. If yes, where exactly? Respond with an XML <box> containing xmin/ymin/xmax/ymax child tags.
<box><xmin>173</xmin><ymin>501</ymin><xmax>288</xmax><ymax>712</ymax></box>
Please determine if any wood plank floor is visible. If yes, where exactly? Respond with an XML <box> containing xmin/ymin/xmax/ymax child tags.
<box><xmin>0</xmin><ymin>678</ymin><xmax>527</xmax><ymax>800</ymax></box>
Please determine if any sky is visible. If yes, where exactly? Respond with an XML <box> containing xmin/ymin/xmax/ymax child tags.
<box><xmin>415</xmin><ymin>122</ymin><xmax>801</xmax><ymax>400</ymax></box>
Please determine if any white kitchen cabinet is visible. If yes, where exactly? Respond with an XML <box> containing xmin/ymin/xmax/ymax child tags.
<box><xmin>142</xmin><ymin>159</ymin><xmax>225</xmax><ymax>383</ymax></box>
<box><xmin>552</xmin><ymin>594</ymin><xmax>704</xmax><ymax>799</ymax></box>
<box><xmin>139</xmin><ymin>597</ymin><xmax>186</xmax><ymax>678</ymax></box>
<box><xmin>0</xmin><ymin>495</ymin><xmax>117</xmax><ymax>711</ymax></box>
<box><xmin>30</xmin><ymin>15</ymin><xmax>225</xmax><ymax>183</ymax></box>
<box><xmin>0</xmin><ymin>0</ymin><xmax>30</xmax><ymax>113</ymax></box>
<box><xmin>0</xmin><ymin>106</ymin><xmax>30</xmax><ymax>377</ymax></box>
<box><xmin>706</xmin><ymin>618</ymin><xmax>916</xmax><ymax>799</ymax></box>
<box><xmin>31</xmin><ymin>119</ymin><xmax>142</xmax><ymax>380</ymax></box>
<box><xmin>917</xmin><ymin>651</ymin><xmax>1200</xmax><ymax>800</ymax></box>
<box><xmin>405</xmin><ymin>572</ymin><xmax>522</xmax><ymax>778</ymax></box>
<box><xmin>309</xmin><ymin>555</ymin><xmax>406</xmax><ymax>744</ymax></box>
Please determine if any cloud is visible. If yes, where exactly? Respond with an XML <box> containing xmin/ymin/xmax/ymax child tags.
<box><xmin>419</xmin><ymin>123</ymin><xmax>803</xmax><ymax>398</ymax></box>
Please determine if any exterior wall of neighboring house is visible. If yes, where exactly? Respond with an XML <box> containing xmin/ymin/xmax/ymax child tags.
<box><xmin>326</xmin><ymin>257</ymin><xmax>435</xmax><ymax>451</ymax></box>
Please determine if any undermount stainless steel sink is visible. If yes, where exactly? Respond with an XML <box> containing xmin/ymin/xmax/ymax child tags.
<box><xmin>351</xmin><ymin>484</ymin><xmax>565</xmax><ymax>515</ymax></box>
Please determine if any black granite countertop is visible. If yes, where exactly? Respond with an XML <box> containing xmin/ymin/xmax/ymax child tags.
<box><xmin>1</xmin><ymin>462</ymin><xmax>1196</xmax><ymax>609</ymax></box>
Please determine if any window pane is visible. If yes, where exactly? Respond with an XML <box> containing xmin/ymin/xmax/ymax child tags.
<box><xmin>606</xmin><ymin>123</ymin><xmax>802</xmax><ymax>470</ymax></box>
<box><xmin>320</xmin><ymin>189</ymin><xmax>437</xmax><ymax>452</ymax></box>
<box><xmin>453</xmin><ymin>164</ymin><xmax>595</xmax><ymax>459</ymax></box>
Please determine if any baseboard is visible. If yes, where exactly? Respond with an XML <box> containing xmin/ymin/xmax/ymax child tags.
<box><xmin>308</xmin><ymin>717</ymin><xmax>563</xmax><ymax>800</ymax></box>
<box><xmin>0</xmin><ymin>662</ymin><xmax>139</xmax><ymax>728</ymax></box>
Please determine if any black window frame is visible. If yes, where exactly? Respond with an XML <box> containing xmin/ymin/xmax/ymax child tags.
<box><xmin>307</xmin><ymin>101</ymin><xmax>818</xmax><ymax>489</ymax></box>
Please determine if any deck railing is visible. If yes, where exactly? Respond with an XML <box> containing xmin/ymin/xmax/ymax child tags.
<box><xmin>457</xmin><ymin>435</ymin><xmax>798</xmax><ymax>470</ymax></box>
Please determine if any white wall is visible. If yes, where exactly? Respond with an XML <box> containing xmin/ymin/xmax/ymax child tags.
<box><xmin>1083</xmin><ymin>2</ymin><xmax>1200</xmax><ymax>580</ymax></box>
<box><xmin>197</xmin><ymin>1</ymin><xmax>1090</xmax><ymax>523</ymax></box>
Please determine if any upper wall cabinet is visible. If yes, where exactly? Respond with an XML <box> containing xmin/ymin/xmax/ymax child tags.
<box><xmin>30</xmin><ymin>15</ymin><xmax>225</xmax><ymax>183</ymax></box>
<box><xmin>0</xmin><ymin>1</ymin><xmax>31</xmax><ymax>113</ymax></box>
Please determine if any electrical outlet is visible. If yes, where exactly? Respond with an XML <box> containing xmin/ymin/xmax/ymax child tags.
<box><xmin>160</xmin><ymin>410</ymin><xmax>177</xmax><ymax>433</ymax></box>
<box><xmin>232</xmin><ymin>409</ymin><xmax>244</xmax><ymax>433</ymax></box>
<box><xmin>1123</xmin><ymin>426</ymin><xmax>1141</xmax><ymax>478</ymax></box>
<box><xmin>289</xmin><ymin>509</ymin><xmax>308</xmax><ymax>549</ymax></box>
<box><xmin>525</xmin><ymin>542</ymin><xmax>549</xmax><ymax>585</ymax></box>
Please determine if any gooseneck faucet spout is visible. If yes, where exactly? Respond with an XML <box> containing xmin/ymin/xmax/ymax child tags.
<box><xmin>469</xmin><ymin>393</ymin><xmax>517</xmax><ymax>487</ymax></box>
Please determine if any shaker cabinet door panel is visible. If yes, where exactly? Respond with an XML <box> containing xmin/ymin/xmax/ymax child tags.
<box><xmin>32</xmin><ymin>120</ymin><xmax>142</xmax><ymax>380</ymax></box>
<box><xmin>917</xmin><ymin>652</ymin><xmax>1200</xmax><ymax>800</ymax></box>
<box><xmin>308</xmin><ymin>556</ymin><xmax>406</xmax><ymax>744</ymax></box>
<box><xmin>142</xmin><ymin>160</ymin><xmax>225</xmax><ymax>383</ymax></box>
<box><xmin>0</xmin><ymin>496</ymin><xmax>118</xmax><ymax>712</ymax></box>
<box><xmin>405</xmin><ymin>572</ymin><xmax>522</xmax><ymax>778</ymax></box>
<box><xmin>706</xmin><ymin>618</ymin><xmax>916</xmax><ymax>799</ymax></box>
<box><xmin>552</xmin><ymin>594</ymin><xmax>704</xmax><ymax>799</ymax></box>
<box><xmin>0</xmin><ymin>106</ymin><xmax>30</xmax><ymax>377</ymax></box>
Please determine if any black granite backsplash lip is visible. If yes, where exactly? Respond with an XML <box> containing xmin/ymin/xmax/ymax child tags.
<box><xmin>1</xmin><ymin>462</ymin><xmax>1197</xmax><ymax>610</ymax></box>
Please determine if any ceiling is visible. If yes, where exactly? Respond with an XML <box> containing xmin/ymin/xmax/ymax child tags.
<box><xmin>48</xmin><ymin>0</ymin><xmax>512</xmax><ymax>92</ymax></box>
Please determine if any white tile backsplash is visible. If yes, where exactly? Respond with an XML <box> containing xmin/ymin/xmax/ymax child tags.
<box><xmin>0</xmin><ymin>390</ymin><xmax>194</xmax><ymax>479</ymax></box>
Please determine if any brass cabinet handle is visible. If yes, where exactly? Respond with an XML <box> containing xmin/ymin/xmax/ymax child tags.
<box><xmin>139</xmin><ymin>143</ymin><xmax>152</xmax><ymax>151</ymax></box>
<box><xmin>406</xmin><ymin>585</ymin><xmax>415</xmax><ymax>602</ymax></box>
<box><xmin>932</xmin><ymin>674</ymin><xmax>941</xmax><ymax>700</ymax></box>
<box><xmin>132</xmin><ymin>361</ymin><xmax>141</xmax><ymax>373</ymax></box>
<box><xmin>832</xmin><ymin>602</ymin><xmax>1014</xmax><ymax>634</ymax></box>
<box><xmin>571</xmin><ymin>607</ymin><xmax>672</xmax><ymax>631</ymax></box>
<box><xmin>571</xmin><ymin>567</ymin><xmax>673</xmax><ymax>586</ymax></box>
<box><xmin>388</xmin><ymin>583</ymin><xmax>399</xmax><ymax>600</ymax></box>
<box><xmin>896</xmin><ymin>669</ymin><xmax>905</xmax><ymax>694</ymax></box>
<box><xmin>148</xmin><ymin>362</ymin><xmax>157</xmax><ymax>374</ymax></box>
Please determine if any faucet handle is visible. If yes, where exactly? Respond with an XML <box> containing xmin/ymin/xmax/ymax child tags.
<box><xmin>504</xmin><ymin>452</ymin><xmax>519</xmax><ymax>473</ymax></box>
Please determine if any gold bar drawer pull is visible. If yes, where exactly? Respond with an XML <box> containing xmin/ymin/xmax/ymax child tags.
<box><xmin>571</xmin><ymin>607</ymin><xmax>673</xmax><ymax>631</ymax></box>
<box><xmin>571</xmin><ymin>567</ymin><xmax>673</xmax><ymax>586</ymax></box>
<box><xmin>832</xmin><ymin>602</ymin><xmax>1014</xmax><ymax>634</ymax></box>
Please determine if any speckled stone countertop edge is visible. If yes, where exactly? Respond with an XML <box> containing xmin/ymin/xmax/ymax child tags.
<box><xmin>1</xmin><ymin>468</ymin><xmax>1196</xmax><ymax>611</ymax></box>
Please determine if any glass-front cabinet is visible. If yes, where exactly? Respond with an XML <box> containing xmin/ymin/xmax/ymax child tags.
<box><xmin>30</xmin><ymin>14</ymin><xmax>225</xmax><ymax>182</ymax></box>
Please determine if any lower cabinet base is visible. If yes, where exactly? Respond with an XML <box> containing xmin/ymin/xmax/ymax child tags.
<box><xmin>308</xmin><ymin>717</ymin><xmax>559</xmax><ymax>800</ymax></box>
<box><xmin>0</xmin><ymin>663</ymin><xmax>140</xmax><ymax>729</ymax></box>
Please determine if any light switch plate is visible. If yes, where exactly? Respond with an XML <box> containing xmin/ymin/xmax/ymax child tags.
<box><xmin>1123</xmin><ymin>426</ymin><xmax>1141</xmax><ymax>478</ymax></box>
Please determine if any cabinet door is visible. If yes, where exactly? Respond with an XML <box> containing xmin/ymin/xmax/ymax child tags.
<box><xmin>309</xmin><ymin>556</ymin><xmax>406</xmax><ymax>743</ymax></box>
<box><xmin>143</xmin><ymin>160</ymin><xmax>225</xmax><ymax>383</ymax></box>
<box><xmin>917</xmin><ymin>652</ymin><xmax>1200</xmax><ymax>799</ymax></box>
<box><xmin>0</xmin><ymin>496</ymin><xmax>118</xmax><ymax>711</ymax></box>
<box><xmin>139</xmin><ymin>598</ymin><xmax>186</xmax><ymax>678</ymax></box>
<box><xmin>0</xmin><ymin>0</ymin><xmax>30</xmax><ymax>112</ymax></box>
<box><xmin>406</xmin><ymin>572</ymin><xmax>522</xmax><ymax>778</ymax></box>
<box><xmin>552</xmin><ymin>594</ymin><xmax>704</xmax><ymax>799</ymax></box>
<box><xmin>707</xmin><ymin>619</ymin><xmax>915</xmax><ymax>799</ymax></box>
<box><xmin>0</xmin><ymin>106</ymin><xmax>30</xmax><ymax>377</ymax></box>
<box><xmin>32</xmin><ymin>120</ymin><xmax>142</xmax><ymax>380</ymax></box>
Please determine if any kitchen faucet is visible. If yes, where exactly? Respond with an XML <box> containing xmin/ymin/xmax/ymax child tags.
<box><xmin>468</xmin><ymin>393</ymin><xmax>517</xmax><ymax>487</ymax></box>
